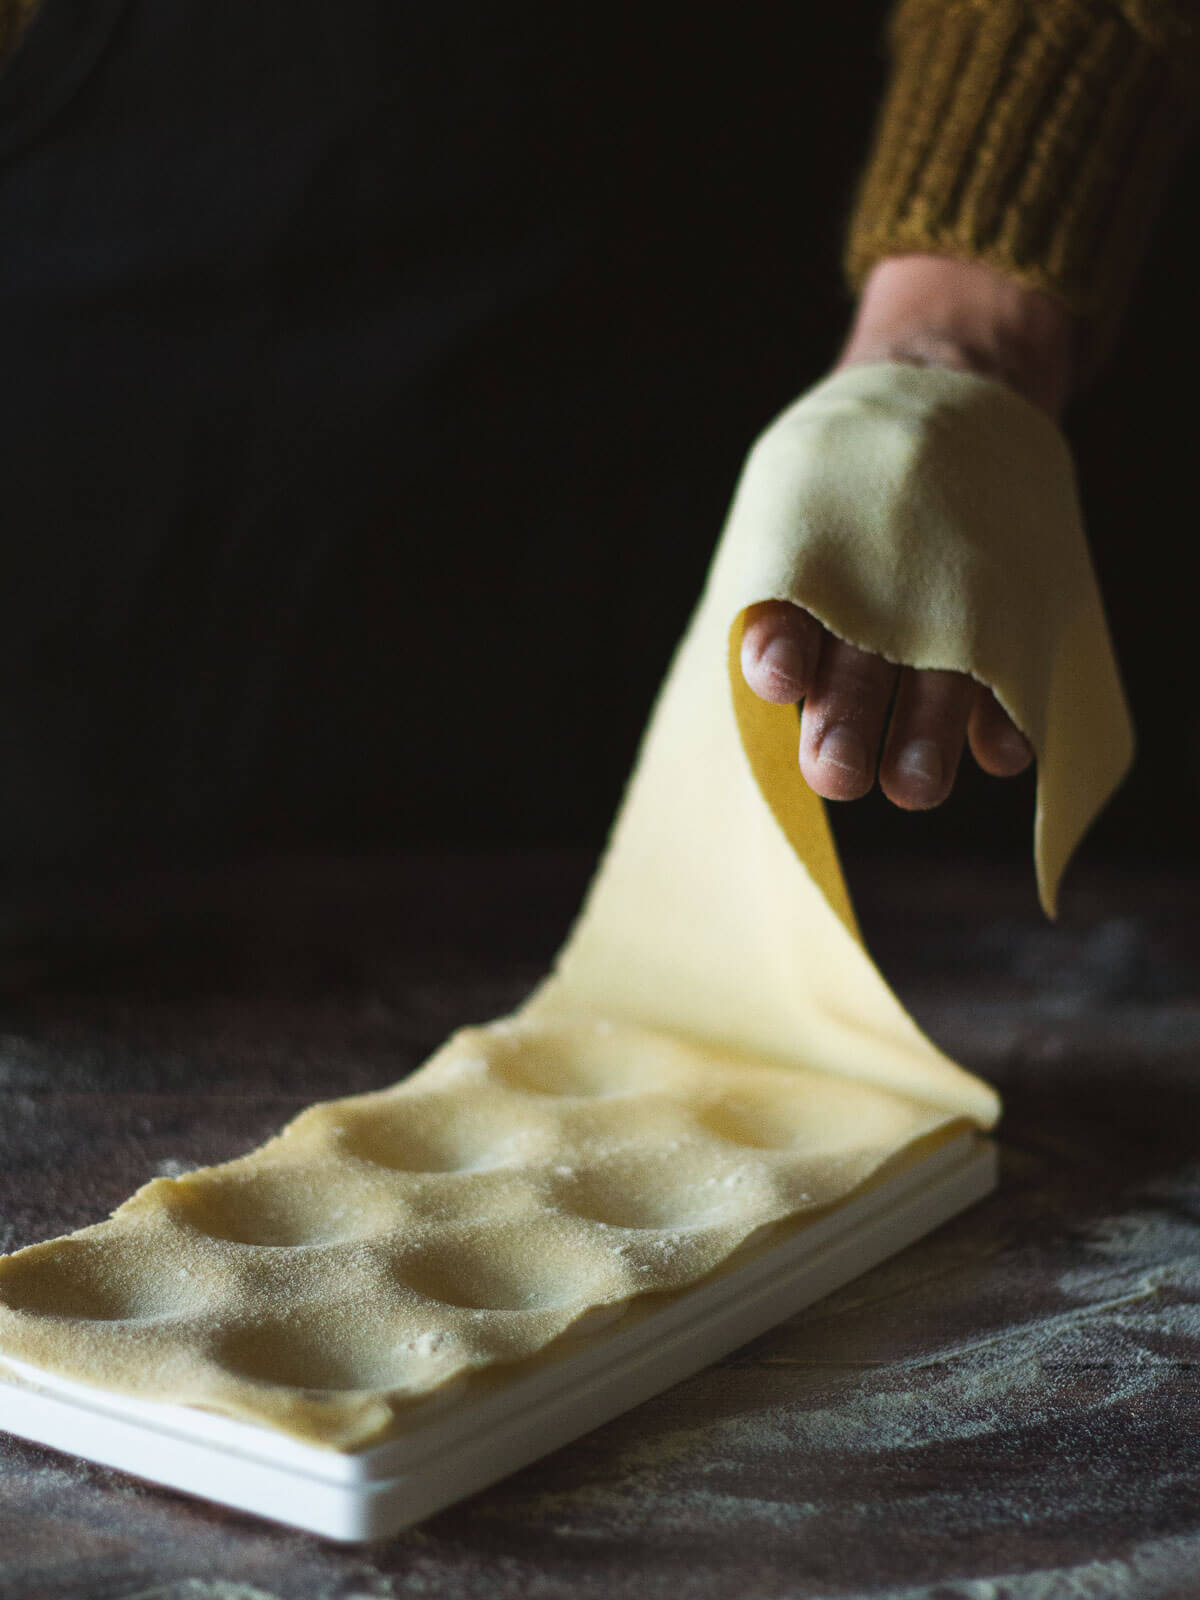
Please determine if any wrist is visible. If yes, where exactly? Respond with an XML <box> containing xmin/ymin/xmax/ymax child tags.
<box><xmin>836</xmin><ymin>256</ymin><xmax>1076</xmax><ymax>420</ymax></box>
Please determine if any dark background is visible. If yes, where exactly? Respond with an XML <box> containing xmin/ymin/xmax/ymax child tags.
<box><xmin>0</xmin><ymin>0</ymin><xmax>1195</xmax><ymax>885</ymax></box>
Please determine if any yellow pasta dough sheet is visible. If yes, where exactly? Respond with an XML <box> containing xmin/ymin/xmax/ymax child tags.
<box><xmin>0</xmin><ymin>364</ymin><xmax>1132</xmax><ymax>1453</ymax></box>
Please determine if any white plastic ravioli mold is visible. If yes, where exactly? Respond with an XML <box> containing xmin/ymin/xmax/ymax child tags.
<box><xmin>0</xmin><ymin>1016</ymin><xmax>982</xmax><ymax>1446</ymax></box>
<box><xmin>0</xmin><ymin>1085</ymin><xmax>994</xmax><ymax>1541</ymax></box>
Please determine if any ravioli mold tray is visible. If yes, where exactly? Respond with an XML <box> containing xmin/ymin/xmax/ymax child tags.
<box><xmin>0</xmin><ymin>1130</ymin><xmax>995</xmax><ymax>1541</ymax></box>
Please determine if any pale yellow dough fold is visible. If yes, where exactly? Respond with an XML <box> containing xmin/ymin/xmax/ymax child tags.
<box><xmin>0</xmin><ymin>364</ymin><xmax>1131</xmax><ymax>1449</ymax></box>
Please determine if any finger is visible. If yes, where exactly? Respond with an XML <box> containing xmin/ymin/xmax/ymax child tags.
<box><xmin>799</xmin><ymin>634</ymin><xmax>898</xmax><ymax>801</ymax></box>
<box><xmin>879</xmin><ymin>666</ymin><xmax>974</xmax><ymax>810</ymax></box>
<box><xmin>740</xmin><ymin>601</ymin><xmax>824</xmax><ymax>705</ymax></box>
<box><xmin>968</xmin><ymin>685</ymin><xmax>1034</xmax><ymax>777</ymax></box>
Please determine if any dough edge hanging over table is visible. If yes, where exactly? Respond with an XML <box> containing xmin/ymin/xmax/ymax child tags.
<box><xmin>0</xmin><ymin>364</ymin><xmax>1133</xmax><ymax>1451</ymax></box>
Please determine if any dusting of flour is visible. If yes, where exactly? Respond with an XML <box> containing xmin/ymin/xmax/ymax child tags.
<box><xmin>480</xmin><ymin>1195</ymin><xmax>1200</xmax><ymax>1599</ymax></box>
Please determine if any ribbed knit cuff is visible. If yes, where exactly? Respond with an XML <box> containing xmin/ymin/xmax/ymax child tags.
<box><xmin>845</xmin><ymin>0</ymin><xmax>1198</xmax><ymax>330</ymax></box>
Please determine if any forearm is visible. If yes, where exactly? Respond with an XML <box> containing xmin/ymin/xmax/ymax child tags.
<box><xmin>837</xmin><ymin>255</ymin><xmax>1075</xmax><ymax>418</ymax></box>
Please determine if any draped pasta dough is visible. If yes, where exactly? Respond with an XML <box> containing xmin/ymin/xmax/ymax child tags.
<box><xmin>0</xmin><ymin>365</ymin><xmax>1132</xmax><ymax>1450</ymax></box>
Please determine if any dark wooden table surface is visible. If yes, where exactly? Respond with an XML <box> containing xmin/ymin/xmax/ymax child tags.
<box><xmin>1</xmin><ymin>849</ymin><xmax>1197</xmax><ymax>1600</ymax></box>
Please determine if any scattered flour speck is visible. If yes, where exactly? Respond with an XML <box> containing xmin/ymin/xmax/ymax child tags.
<box><xmin>154</xmin><ymin>1157</ymin><xmax>194</xmax><ymax>1179</ymax></box>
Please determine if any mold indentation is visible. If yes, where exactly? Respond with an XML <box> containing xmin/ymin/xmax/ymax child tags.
<box><xmin>399</xmin><ymin>1230</ymin><xmax>603</xmax><ymax>1311</ymax></box>
<box><xmin>484</xmin><ymin>1025</ymin><xmax>663</xmax><ymax>1099</ymax></box>
<box><xmin>164</xmin><ymin>1165</ymin><xmax>383</xmax><ymax>1247</ymax></box>
<box><xmin>335</xmin><ymin>1096</ymin><xmax>543</xmax><ymax>1174</ymax></box>
<box><xmin>0</xmin><ymin>1236</ymin><xmax>203</xmax><ymax>1322</ymax></box>
<box><xmin>556</xmin><ymin>1150</ymin><xmax>768</xmax><ymax>1230</ymax></box>
<box><xmin>696</xmin><ymin>1095</ymin><xmax>811</xmax><ymax>1151</ymax></box>
<box><xmin>215</xmin><ymin>1318</ymin><xmax>421</xmax><ymax>1393</ymax></box>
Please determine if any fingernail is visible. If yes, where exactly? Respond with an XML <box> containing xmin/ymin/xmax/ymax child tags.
<box><xmin>997</xmin><ymin>726</ymin><xmax>1032</xmax><ymax>761</ymax></box>
<box><xmin>760</xmin><ymin>633</ymin><xmax>805</xmax><ymax>686</ymax></box>
<box><xmin>818</xmin><ymin>725</ymin><xmax>869</xmax><ymax>779</ymax></box>
<box><xmin>896</xmin><ymin>738</ymin><xmax>943</xmax><ymax>788</ymax></box>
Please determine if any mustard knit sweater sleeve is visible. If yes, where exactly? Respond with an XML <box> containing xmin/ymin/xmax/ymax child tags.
<box><xmin>846</xmin><ymin>0</ymin><xmax>1200</xmax><ymax>324</ymax></box>
<box><xmin>0</xmin><ymin>0</ymin><xmax>34</xmax><ymax>59</ymax></box>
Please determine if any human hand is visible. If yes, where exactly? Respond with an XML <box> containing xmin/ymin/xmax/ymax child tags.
<box><xmin>741</xmin><ymin>255</ymin><xmax>1075</xmax><ymax>809</ymax></box>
